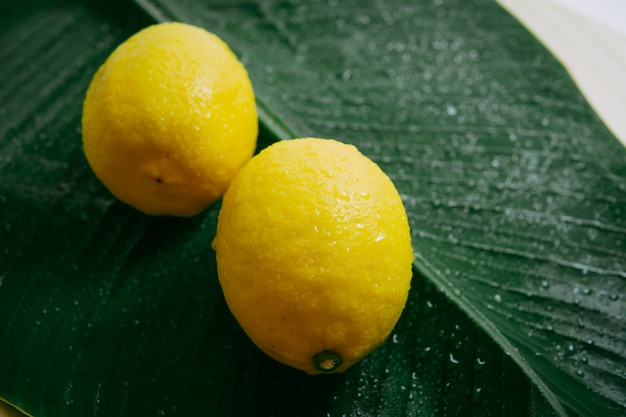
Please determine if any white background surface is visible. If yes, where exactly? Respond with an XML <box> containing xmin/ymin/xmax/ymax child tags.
<box><xmin>551</xmin><ymin>0</ymin><xmax>626</xmax><ymax>37</ymax></box>
<box><xmin>498</xmin><ymin>0</ymin><xmax>626</xmax><ymax>145</ymax></box>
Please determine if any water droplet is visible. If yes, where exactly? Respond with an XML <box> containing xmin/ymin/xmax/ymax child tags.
<box><xmin>447</xmin><ymin>233</ymin><xmax>459</xmax><ymax>243</ymax></box>
<box><xmin>446</xmin><ymin>104</ymin><xmax>457</xmax><ymax>116</ymax></box>
<box><xmin>337</xmin><ymin>191</ymin><xmax>351</xmax><ymax>202</ymax></box>
<box><xmin>493</xmin><ymin>294</ymin><xmax>502</xmax><ymax>303</ymax></box>
<box><xmin>472</xmin><ymin>387</ymin><xmax>483</xmax><ymax>404</ymax></box>
<box><xmin>575</xmin><ymin>370</ymin><xmax>585</xmax><ymax>378</ymax></box>
<box><xmin>564</xmin><ymin>343</ymin><xmax>576</xmax><ymax>357</ymax></box>
<box><xmin>448</xmin><ymin>353</ymin><xmax>459</xmax><ymax>365</ymax></box>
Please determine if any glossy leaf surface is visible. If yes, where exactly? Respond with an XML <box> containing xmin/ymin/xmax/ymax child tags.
<box><xmin>0</xmin><ymin>0</ymin><xmax>624</xmax><ymax>416</ymax></box>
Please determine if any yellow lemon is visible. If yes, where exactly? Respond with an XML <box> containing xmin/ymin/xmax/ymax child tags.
<box><xmin>81</xmin><ymin>22</ymin><xmax>257</xmax><ymax>216</ymax></box>
<box><xmin>213</xmin><ymin>138</ymin><xmax>413</xmax><ymax>374</ymax></box>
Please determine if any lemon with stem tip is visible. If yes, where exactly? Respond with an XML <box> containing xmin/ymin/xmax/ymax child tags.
<box><xmin>214</xmin><ymin>138</ymin><xmax>413</xmax><ymax>374</ymax></box>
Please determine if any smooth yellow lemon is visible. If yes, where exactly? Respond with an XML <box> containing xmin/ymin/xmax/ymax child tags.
<box><xmin>82</xmin><ymin>22</ymin><xmax>258</xmax><ymax>216</ymax></box>
<box><xmin>213</xmin><ymin>138</ymin><xmax>413</xmax><ymax>374</ymax></box>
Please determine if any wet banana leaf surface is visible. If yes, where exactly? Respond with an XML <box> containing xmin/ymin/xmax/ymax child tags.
<box><xmin>0</xmin><ymin>0</ymin><xmax>624</xmax><ymax>416</ymax></box>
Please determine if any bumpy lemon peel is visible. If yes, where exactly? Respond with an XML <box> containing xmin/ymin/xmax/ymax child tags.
<box><xmin>82</xmin><ymin>22</ymin><xmax>257</xmax><ymax>216</ymax></box>
<box><xmin>214</xmin><ymin>138</ymin><xmax>413</xmax><ymax>374</ymax></box>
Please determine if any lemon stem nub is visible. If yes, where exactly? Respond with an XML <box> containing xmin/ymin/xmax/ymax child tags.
<box><xmin>313</xmin><ymin>350</ymin><xmax>343</xmax><ymax>372</ymax></box>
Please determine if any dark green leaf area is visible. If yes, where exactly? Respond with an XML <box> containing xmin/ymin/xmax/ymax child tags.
<box><xmin>0</xmin><ymin>249</ymin><xmax>560</xmax><ymax>417</ymax></box>
<box><xmin>0</xmin><ymin>211</ymin><xmax>220</xmax><ymax>417</ymax></box>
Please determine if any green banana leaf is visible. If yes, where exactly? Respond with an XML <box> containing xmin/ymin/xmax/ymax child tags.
<box><xmin>1</xmin><ymin>0</ymin><xmax>624</xmax><ymax>416</ymax></box>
